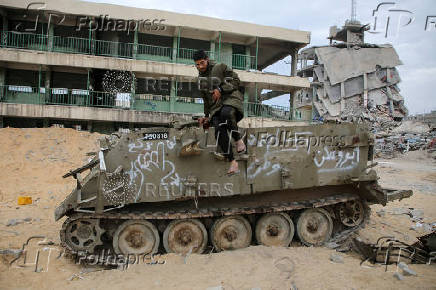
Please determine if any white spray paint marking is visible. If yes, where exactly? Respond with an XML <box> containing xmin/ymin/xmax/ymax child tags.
<box><xmin>127</xmin><ymin>140</ymin><xmax>180</xmax><ymax>201</ymax></box>
<box><xmin>247</xmin><ymin>129</ymin><xmax>361</xmax><ymax>179</ymax></box>
<box><xmin>266</xmin><ymin>163</ymin><xmax>281</xmax><ymax>176</ymax></box>
<box><xmin>314</xmin><ymin>147</ymin><xmax>360</xmax><ymax>173</ymax></box>
<box><xmin>247</xmin><ymin>129</ymin><xmax>283</xmax><ymax>179</ymax></box>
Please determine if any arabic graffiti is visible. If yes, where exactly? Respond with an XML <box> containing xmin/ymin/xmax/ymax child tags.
<box><xmin>314</xmin><ymin>147</ymin><xmax>360</xmax><ymax>173</ymax></box>
<box><xmin>127</xmin><ymin>136</ymin><xmax>180</xmax><ymax>201</ymax></box>
<box><xmin>246</xmin><ymin>130</ymin><xmax>360</xmax><ymax>178</ymax></box>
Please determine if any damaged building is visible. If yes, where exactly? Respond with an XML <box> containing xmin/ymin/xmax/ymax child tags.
<box><xmin>0</xmin><ymin>0</ymin><xmax>310</xmax><ymax>132</ymax></box>
<box><xmin>294</xmin><ymin>20</ymin><xmax>409</xmax><ymax>124</ymax></box>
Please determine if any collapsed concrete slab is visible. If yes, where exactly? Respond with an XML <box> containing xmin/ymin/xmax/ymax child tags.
<box><xmin>294</xmin><ymin>20</ymin><xmax>408</xmax><ymax>125</ymax></box>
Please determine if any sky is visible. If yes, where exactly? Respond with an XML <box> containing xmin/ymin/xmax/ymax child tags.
<box><xmin>87</xmin><ymin>0</ymin><xmax>436</xmax><ymax>115</ymax></box>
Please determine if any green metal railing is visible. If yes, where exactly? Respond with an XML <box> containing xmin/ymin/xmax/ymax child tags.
<box><xmin>136</xmin><ymin>43</ymin><xmax>172</xmax><ymax>61</ymax></box>
<box><xmin>177</xmin><ymin>48</ymin><xmax>216</xmax><ymax>64</ymax></box>
<box><xmin>52</xmin><ymin>36</ymin><xmax>91</xmax><ymax>54</ymax></box>
<box><xmin>0</xmin><ymin>85</ymin><xmax>118</xmax><ymax>107</ymax></box>
<box><xmin>46</xmin><ymin>88</ymin><xmax>86</xmax><ymax>106</ymax></box>
<box><xmin>233</xmin><ymin>53</ymin><xmax>256</xmax><ymax>70</ymax></box>
<box><xmin>0</xmin><ymin>85</ymin><xmax>291</xmax><ymax>120</ymax></box>
<box><xmin>1</xmin><ymin>31</ymin><xmax>256</xmax><ymax>70</ymax></box>
<box><xmin>218</xmin><ymin>53</ymin><xmax>256</xmax><ymax>70</ymax></box>
<box><xmin>2</xmin><ymin>31</ymin><xmax>48</xmax><ymax>51</ymax></box>
<box><xmin>0</xmin><ymin>85</ymin><xmax>45</xmax><ymax>104</ymax></box>
<box><xmin>245</xmin><ymin>102</ymin><xmax>291</xmax><ymax>119</ymax></box>
<box><xmin>94</xmin><ymin>39</ymin><xmax>134</xmax><ymax>58</ymax></box>
<box><xmin>0</xmin><ymin>85</ymin><xmax>206</xmax><ymax>114</ymax></box>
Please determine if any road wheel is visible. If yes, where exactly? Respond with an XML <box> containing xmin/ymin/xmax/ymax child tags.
<box><xmin>113</xmin><ymin>220</ymin><xmax>160</xmax><ymax>255</ymax></box>
<box><xmin>163</xmin><ymin>219</ymin><xmax>207</xmax><ymax>254</ymax></box>
<box><xmin>256</xmin><ymin>213</ymin><xmax>294</xmax><ymax>247</ymax></box>
<box><xmin>211</xmin><ymin>215</ymin><xmax>252</xmax><ymax>251</ymax></box>
<box><xmin>297</xmin><ymin>208</ymin><xmax>333</xmax><ymax>246</ymax></box>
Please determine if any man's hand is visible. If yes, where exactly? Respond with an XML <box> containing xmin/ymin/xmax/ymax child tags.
<box><xmin>198</xmin><ymin>117</ymin><xmax>209</xmax><ymax>127</ymax></box>
<box><xmin>212</xmin><ymin>88</ymin><xmax>221</xmax><ymax>102</ymax></box>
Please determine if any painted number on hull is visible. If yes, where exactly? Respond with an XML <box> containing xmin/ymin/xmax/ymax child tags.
<box><xmin>143</xmin><ymin>132</ymin><xmax>169</xmax><ymax>140</ymax></box>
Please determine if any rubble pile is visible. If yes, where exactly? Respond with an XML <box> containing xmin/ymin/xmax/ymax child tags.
<box><xmin>340</xmin><ymin>105</ymin><xmax>398</xmax><ymax>131</ymax></box>
<box><xmin>373</xmin><ymin>121</ymin><xmax>436</xmax><ymax>159</ymax></box>
<box><xmin>332</xmin><ymin>106</ymin><xmax>435</xmax><ymax>159</ymax></box>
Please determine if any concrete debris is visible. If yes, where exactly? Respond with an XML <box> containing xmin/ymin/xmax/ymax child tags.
<box><xmin>67</xmin><ymin>273</ymin><xmax>84</xmax><ymax>281</ymax></box>
<box><xmin>387</xmin><ymin>208</ymin><xmax>434</xmax><ymax>232</ymax></box>
<box><xmin>393</xmin><ymin>272</ymin><xmax>404</xmax><ymax>281</ymax></box>
<box><xmin>206</xmin><ymin>287</ymin><xmax>224</xmax><ymax>290</ymax></box>
<box><xmin>375</xmin><ymin>125</ymin><xmax>436</xmax><ymax>159</ymax></box>
<box><xmin>325</xmin><ymin>242</ymin><xmax>340</xmax><ymax>249</ymax></box>
<box><xmin>392</xmin><ymin>121</ymin><xmax>430</xmax><ymax>134</ymax></box>
<box><xmin>6</xmin><ymin>219</ymin><xmax>23</xmax><ymax>226</ymax></box>
<box><xmin>410</xmin><ymin>209</ymin><xmax>424</xmax><ymax>219</ymax></box>
<box><xmin>391</xmin><ymin>208</ymin><xmax>411</xmax><ymax>215</ymax></box>
<box><xmin>0</xmin><ymin>248</ymin><xmax>23</xmax><ymax>266</ymax></box>
<box><xmin>410</xmin><ymin>222</ymin><xmax>433</xmax><ymax>233</ymax></box>
<box><xmin>5</xmin><ymin>218</ymin><xmax>32</xmax><ymax>226</ymax></box>
<box><xmin>0</xmin><ymin>249</ymin><xmax>23</xmax><ymax>256</ymax></box>
<box><xmin>398</xmin><ymin>262</ymin><xmax>417</xmax><ymax>276</ymax></box>
<box><xmin>329</xmin><ymin>253</ymin><xmax>344</xmax><ymax>263</ymax></box>
<box><xmin>6</xmin><ymin>219</ymin><xmax>20</xmax><ymax>226</ymax></box>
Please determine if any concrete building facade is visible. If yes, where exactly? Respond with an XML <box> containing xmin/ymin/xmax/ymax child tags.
<box><xmin>0</xmin><ymin>0</ymin><xmax>310</xmax><ymax>132</ymax></box>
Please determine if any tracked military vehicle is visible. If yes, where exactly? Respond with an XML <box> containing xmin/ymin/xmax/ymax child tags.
<box><xmin>55</xmin><ymin>121</ymin><xmax>412</xmax><ymax>255</ymax></box>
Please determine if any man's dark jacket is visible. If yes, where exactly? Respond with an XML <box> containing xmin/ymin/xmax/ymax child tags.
<box><xmin>198</xmin><ymin>60</ymin><xmax>244</xmax><ymax>118</ymax></box>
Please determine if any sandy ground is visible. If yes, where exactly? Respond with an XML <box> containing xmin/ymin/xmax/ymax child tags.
<box><xmin>0</xmin><ymin>128</ymin><xmax>435</xmax><ymax>290</ymax></box>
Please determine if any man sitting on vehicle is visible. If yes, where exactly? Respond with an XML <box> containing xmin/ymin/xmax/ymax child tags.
<box><xmin>193</xmin><ymin>50</ymin><xmax>246</xmax><ymax>175</ymax></box>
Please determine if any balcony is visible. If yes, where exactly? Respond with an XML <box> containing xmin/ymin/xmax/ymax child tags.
<box><xmin>0</xmin><ymin>85</ymin><xmax>291</xmax><ymax>120</ymax></box>
<box><xmin>0</xmin><ymin>31</ymin><xmax>257</xmax><ymax>71</ymax></box>
<box><xmin>245</xmin><ymin>102</ymin><xmax>291</xmax><ymax>119</ymax></box>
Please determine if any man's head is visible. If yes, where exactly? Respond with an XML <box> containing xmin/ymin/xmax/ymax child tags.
<box><xmin>193</xmin><ymin>50</ymin><xmax>209</xmax><ymax>73</ymax></box>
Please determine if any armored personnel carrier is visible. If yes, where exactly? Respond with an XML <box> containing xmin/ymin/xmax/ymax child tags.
<box><xmin>55</xmin><ymin>121</ymin><xmax>412</xmax><ymax>255</ymax></box>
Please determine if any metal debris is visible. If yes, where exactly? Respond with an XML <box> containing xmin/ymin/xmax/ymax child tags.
<box><xmin>352</xmin><ymin>233</ymin><xmax>436</xmax><ymax>266</ymax></box>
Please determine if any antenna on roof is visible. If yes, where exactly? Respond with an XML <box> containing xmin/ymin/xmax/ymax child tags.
<box><xmin>351</xmin><ymin>0</ymin><xmax>357</xmax><ymax>22</ymax></box>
